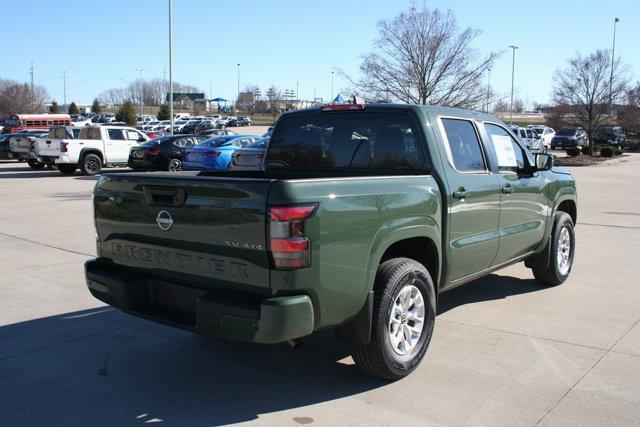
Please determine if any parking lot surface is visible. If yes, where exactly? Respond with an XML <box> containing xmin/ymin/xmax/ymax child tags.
<box><xmin>1</xmin><ymin>154</ymin><xmax>639</xmax><ymax>426</ymax></box>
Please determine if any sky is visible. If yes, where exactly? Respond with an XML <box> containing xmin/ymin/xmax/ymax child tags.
<box><xmin>2</xmin><ymin>0</ymin><xmax>639</xmax><ymax>107</ymax></box>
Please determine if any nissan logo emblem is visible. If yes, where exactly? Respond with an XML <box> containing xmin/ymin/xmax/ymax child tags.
<box><xmin>156</xmin><ymin>210</ymin><xmax>174</xmax><ymax>231</ymax></box>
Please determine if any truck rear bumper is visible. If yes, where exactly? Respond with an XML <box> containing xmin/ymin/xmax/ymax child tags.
<box><xmin>85</xmin><ymin>259</ymin><xmax>314</xmax><ymax>344</ymax></box>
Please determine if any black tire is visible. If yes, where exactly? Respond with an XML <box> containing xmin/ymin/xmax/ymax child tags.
<box><xmin>81</xmin><ymin>153</ymin><xmax>102</xmax><ymax>176</ymax></box>
<box><xmin>27</xmin><ymin>159</ymin><xmax>45</xmax><ymax>170</ymax></box>
<box><xmin>168</xmin><ymin>159</ymin><xmax>182</xmax><ymax>172</ymax></box>
<box><xmin>58</xmin><ymin>164</ymin><xmax>77</xmax><ymax>175</ymax></box>
<box><xmin>351</xmin><ymin>258</ymin><xmax>436</xmax><ymax>380</ymax></box>
<box><xmin>532</xmin><ymin>212</ymin><xmax>575</xmax><ymax>286</ymax></box>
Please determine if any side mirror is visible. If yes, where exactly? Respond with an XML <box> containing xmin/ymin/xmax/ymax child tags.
<box><xmin>535</xmin><ymin>153</ymin><xmax>553</xmax><ymax>171</ymax></box>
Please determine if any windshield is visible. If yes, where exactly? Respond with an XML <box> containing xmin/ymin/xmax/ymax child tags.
<box><xmin>557</xmin><ymin>128</ymin><xmax>577</xmax><ymax>136</ymax></box>
<box><xmin>266</xmin><ymin>112</ymin><xmax>425</xmax><ymax>170</ymax></box>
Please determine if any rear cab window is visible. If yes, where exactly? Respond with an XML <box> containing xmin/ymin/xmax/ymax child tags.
<box><xmin>440</xmin><ymin>118</ymin><xmax>486</xmax><ymax>173</ymax></box>
<box><xmin>266</xmin><ymin>112</ymin><xmax>426</xmax><ymax>171</ymax></box>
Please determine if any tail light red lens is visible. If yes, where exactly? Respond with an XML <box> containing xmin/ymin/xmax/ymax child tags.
<box><xmin>60</xmin><ymin>142</ymin><xmax>68</xmax><ymax>152</ymax></box>
<box><xmin>268</xmin><ymin>204</ymin><xmax>317</xmax><ymax>270</ymax></box>
<box><xmin>148</xmin><ymin>149</ymin><xmax>161</xmax><ymax>155</ymax></box>
<box><xmin>204</xmin><ymin>151</ymin><xmax>221</xmax><ymax>157</ymax></box>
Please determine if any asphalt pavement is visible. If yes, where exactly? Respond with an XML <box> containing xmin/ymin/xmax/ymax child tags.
<box><xmin>1</xmin><ymin>153</ymin><xmax>639</xmax><ymax>426</ymax></box>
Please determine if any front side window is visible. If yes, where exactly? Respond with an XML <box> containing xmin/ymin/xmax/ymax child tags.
<box><xmin>441</xmin><ymin>118</ymin><xmax>486</xmax><ymax>172</ymax></box>
<box><xmin>485</xmin><ymin>123</ymin><xmax>526</xmax><ymax>173</ymax></box>
<box><xmin>266</xmin><ymin>112</ymin><xmax>425</xmax><ymax>170</ymax></box>
<box><xmin>108</xmin><ymin>129</ymin><xmax>125</xmax><ymax>140</ymax></box>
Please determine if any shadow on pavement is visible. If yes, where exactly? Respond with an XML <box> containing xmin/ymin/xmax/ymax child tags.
<box><xmin>1</xmin><ymin>273</ymin><xmax>544</xmax><ymax>425</ymax></box>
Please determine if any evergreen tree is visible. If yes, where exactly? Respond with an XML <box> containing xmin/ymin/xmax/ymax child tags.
<box><xmin>49</xmin><ymin>101</ymin><xmax>59</xmax><ymax>113</ymax></box>
<box><xmin>116</xmin><ymin>100</ymin><xmax>137</xmax><ymax>126</ymax></box>
<box><xmin>91</xmin><ymin>98</ymin><xmax>102</xmax><ymax>114</ymax></box>
<box><xmin>157</xmin><ymin>103</ymin><xmax>170</xmax><ymax>120</ymax></box>
<box><xmin>68</xmin><ymin>102</ymin><xmax>79</xmax><ymax>115</ymax></box>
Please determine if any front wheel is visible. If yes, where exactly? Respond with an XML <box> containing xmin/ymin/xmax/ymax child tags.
<box><xmin>351</xmin><ymin>258</ymin><xmax>436</xmax><ymax>380</ymax></box>
<box><xmin>27</xmin><ymin>159</ymin><xmax>45</xmax><ymax>170</ymax></box>
<box><xmin>532</xmin><ymin>212</ymin><xmax>575</xmax><ymax>286</ymax></box>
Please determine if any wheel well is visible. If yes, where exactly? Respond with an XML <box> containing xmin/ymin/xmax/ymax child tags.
<box><xmin>81</xmin><ymin>150</ymin><xmax>104</xmax><ymax>163</ymax></box>
<box><xmin>556</xmin><ymin>200</ymin><xmax>577</xmax><ymax>224</ymax></box>
<box><xmin>380</xmin><ymin>237</ymin><xmax>439</xmax><ymax>287</ymax></box>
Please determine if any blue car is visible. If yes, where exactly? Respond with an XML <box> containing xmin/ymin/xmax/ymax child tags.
<box><xmin>182</xmin><ymin>135</ymin><xmax>259</xmax><ymax>170</ymax></box>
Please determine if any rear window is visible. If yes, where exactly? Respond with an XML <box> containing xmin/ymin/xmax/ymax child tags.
<box><xmin>266</xmin><ymin>112</ymin><xmax>425</xmax><ymax>170</ymax></box>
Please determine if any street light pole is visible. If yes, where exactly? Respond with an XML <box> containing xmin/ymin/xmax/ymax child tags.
<box><xmin>609</xmin><ymin>17</ymin><xmax>620</xmax><ymax>114</ymax></box>
<box><xmin>237</xmin><ymin>63</ymin><xmax>240</xmax><ymax>109</ymax></box>
<box><xmin>508</xmin><ymin>45</ymin><xmax>518</xmax><ymax>125</ymax></box>
<box><xmin>486</xmin><ymin>68</ymin><xmax>491</xmax><ymax>114</ymax></box>
<box><xmin>168</xmin><ymin>0</ymin><xmax>174</xmax><ymax>134</ymax></box>
<box><xmin>135</xmin><ymin>67</ymin><xmax>144</xmax><ymax>115</ymax></box>
<box><xmin>331</xmin><ymin>71</ymin><xmax>334</xmax><ymax>102</ymax></box>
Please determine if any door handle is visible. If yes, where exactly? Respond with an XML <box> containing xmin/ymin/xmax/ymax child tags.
<box><xmin>502</xmin><ymin>184</ymin><xmax>514</xmax><ymax>194</ymax></box>
<box><xmin>453</xmin><ymin>188</ymin><xmax>469</xmax><ymax>199</ymax></box>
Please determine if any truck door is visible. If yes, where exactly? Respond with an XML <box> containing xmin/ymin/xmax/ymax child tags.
<box><xmin>482</xmin><ymin>123</ymin><xmax>547</xmax><ymax>264</ymax></box>
<box><xmin>104</xmin><ymin>128</ymin><xmax>131</xmax><ymax>163</ymax></box>
<box><xmin>438</xmin><ymin>118</ymin><xmax>501</xmax><ymax>282</ymax></box>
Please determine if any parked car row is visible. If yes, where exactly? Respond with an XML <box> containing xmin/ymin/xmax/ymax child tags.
<box><xmin>1</xmin><ymin>121</ymin><xmax>271</xmax><ymax>175</ymax></box>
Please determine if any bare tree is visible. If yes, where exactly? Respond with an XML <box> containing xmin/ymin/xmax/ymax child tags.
<box><xmin>617</xmin><ymin>82</ymin><xmax>640</xmax><ymax>136</ymax></box>
<box><xmin>552</xmin><ymin>49</ymin><xmax>630</xmax><ymax>154</ymax></box>
<box><xmin>0</xmin><ymin>79</ymin><xmax>49</xmax><ymax>116</ymax></box>
<box><xmin>544</xmin><ymin>104</ymin><xmax>569</xmax><ymax>131</ymax></box>
<box><xmin>341</xmin><ymin>1</ymin><xmax>499</xmax><ymax>108</ymax></box>
<box><xmin>98</xmin><ymin>79</ymin><xmax>202</xmax><ymax>108</ymax></box>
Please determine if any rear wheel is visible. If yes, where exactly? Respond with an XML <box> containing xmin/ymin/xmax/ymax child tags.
<box><xmin>58</xmin><ymin>164</ymin><xmax>77</xmax><ymax>175</ymax></box>
<box><xmin>351</xmin><ymin>258</ymin><xmax>436</xmax><ymax>380</ymax></box>
<box><xmin>168</xmin><ymin>159</ymin><xmax>182</xmax><ymax>172</ymax></box>
<box><xmin>532</xmin><ymin>212</ymin><xmax>575</xmax><ymax>286</ymax></box>
<box><xmin>27</xmin><ymin>159</ymin><xmax>45</xmax><ymax>170</ymax></box>
<box><xmin>81</xmin><ymin>154</ymin><xmax>102</xmax><ymax>176</ymax></box>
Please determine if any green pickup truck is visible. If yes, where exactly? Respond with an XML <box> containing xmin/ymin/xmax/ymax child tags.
<box><xmin>86</xmin><ymin>104</ymin><xmax>577</xmax><ymax>379</ymax></box>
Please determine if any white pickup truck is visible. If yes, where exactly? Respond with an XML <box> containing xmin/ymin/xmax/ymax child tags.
<box><xmin>31</xmin><ymin>126</ymin><xmax>82</xmax><ymax>168</ymax></box>
<box><xmin>7</xmin><ymin>130</ymin><xmax>49</xmax><ymax>168</ymax></box>
<box><xmin>54</xmin><ymin>125</ymin><xmax>148</xmax><ymax>175</ymax></box>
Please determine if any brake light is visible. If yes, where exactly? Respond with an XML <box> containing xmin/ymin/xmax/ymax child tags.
<box><xmin>148</xmin><ymin>149</ymin><xmax>161</xmax><ymax>155</ymax></box>
<box><xmin>320</xmin><ymin>104</ymin><xmax>365</xmax><ymax>112</ymax></box>
<box><xmin>29</xmin><ymin>140</ymin><xmax>34</xmax><ymax>149</ymax></box>
<box><xmin>268</xmin><ymin>204</ymin><xmax>317</xmax><ymax>269</ymax></box>
<box><xmin>203</xmin><ymin>151</ymin><xmax>221</xmax><ymax>157</ymax></box>
<box><xmin>60</xmin><ymin>142</ymin><xmax>68</xmax><ymax>152</ymax></box>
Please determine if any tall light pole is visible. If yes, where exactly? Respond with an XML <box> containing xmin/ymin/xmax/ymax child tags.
<box><xmin>313</xmin><ymin>85</ymin><xmax>323</xmax><ymax>104</ymax></box>
<box><xmin>135</xmin><ymin>67</ymin><xmax>144</xmax><ymax>114</ymax></box>
<box><xmin>236</xmin><ymin>63</ymin><xmax>240</xmax><ymax>109</ymax></box>
<box><xmin>609</xmin><ymin>17</ymin><xmax>620</xmax><ymax>115</ymax></box>
<box><xmin>508</xmin><ymin>45</ymin><xmax>518</xmax><ymax>125</ymax></box>
<box><xmin>168</xmin><ymin>0</ymin><xmax>174</xmax><ymax>134</ymax></box>
<box><xmin>63</xmin><ymin>70</ymin><xmax>67</xmax><ymax>108</ymax></box>
<box><xmin>486</xmin><ymin>68</ymin><xmax>491</xmax><ymax>114</ymax></box>
<box><xmin>331</xmin><ymin>71</ymin><xmax>334</xmax><ymax>102</ymax></box>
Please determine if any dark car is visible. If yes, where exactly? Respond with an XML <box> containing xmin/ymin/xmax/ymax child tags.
<box><xmin>128</xmin><ymin>134</ymin><xmax>207</xmax><ymax>171</ymax></box>
<box><xmin>592</xmin><ymin>126</ymin><xmax>626</xmax><ymax>146</ymax></box>
<box><xmin>0</xmin><ymin>133</ymin><xmax>19</xmax><ymax>160</ymax></box>
<box><xmin>229</xmin><ymin>136</ymin><xmax>269</xmax><ymax>170</ymax></box>
<box><xmin>551</xmin><ymin>127</ymin><xmax>587</xmax><ymax>149</ymax></box>
<box><xmin>196</xmin><ymin>128</ymin><xmax>236</xmax><ymax>137</ymax></box>
<box><xmin>179</xmin><ymin>120</ymin><xmax>204</xmax><ymax>134</ymax></box>
<box><xmin>226</xmin><ymin>117</ymin><xmax>250</xmax><ymax>127</ymax></box>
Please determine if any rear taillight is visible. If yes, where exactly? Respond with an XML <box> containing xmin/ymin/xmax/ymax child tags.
<box><xmin>268</xmin><ymin>204</ymin><xmax>317</xmax><ymax>270</ymax></box>
<box><xmin>148</xmin><ymin>149</ymin><xmax>161</xmax><ymax>155</ymax></box>
<box><xmin>29</xmin><ymin>140</ymin><xmax>34</xmax><ymax>149</ymax></box>
<box><xmin>60</xmin><ymin>142</ymin><xmax>68</xmax><ymax>152</ymax></box>
<box><xmin>204</xmin><ymin>151</ymin><xmax>221</xmax><ymax>157</ymax></box>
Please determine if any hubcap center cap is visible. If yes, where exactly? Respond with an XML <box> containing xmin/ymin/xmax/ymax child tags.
<box><xmin>400</xmin><ymin>313</ymin><xmax>408</xmax><ymax>324</ymax></box>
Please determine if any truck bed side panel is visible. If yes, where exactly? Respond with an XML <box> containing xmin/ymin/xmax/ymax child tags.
<box><xmin>268</xmin><ymin>175</ymin><xmax>441</xmax><ymax>329</ymax></box>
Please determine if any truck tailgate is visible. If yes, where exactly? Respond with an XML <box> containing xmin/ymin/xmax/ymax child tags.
<box><xmin>36</xmin><ymin>138</ymin><xmax>62</xmax><ymax>157</ymax></box>
<box><xmin>94</xmin><ymin>173</ymin><xmax>273</xmax><ymax>295</ymax></box>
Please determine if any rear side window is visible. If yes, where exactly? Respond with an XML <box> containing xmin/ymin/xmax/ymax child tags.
<box><xmin>441</xmin><ymin>119</ymin><xmax>486</xmax><ymax>172</ymax></box>
<box><xmin>266</xmin><ymin>112</ymin><xmax>425</xmax><ymax>170</ymax></box>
